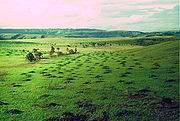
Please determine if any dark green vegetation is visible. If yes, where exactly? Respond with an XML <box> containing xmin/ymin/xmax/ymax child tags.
<box><xmin>0</xmin><ymin>36</ymin><xmax>179</xmax><ymax>121</ymax></box>
<box><xmin>80</xmin><ymin>36</ymin><xmax>177</xmax><ymax>46</ymax></box>
<box><xmin>0</xmin><ymin>29</ymin><xmax>179</xmax><ymax>39</ymax></box>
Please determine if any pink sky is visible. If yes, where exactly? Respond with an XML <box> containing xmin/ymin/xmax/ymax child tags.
<box><xmin>0</xmin><ymin>0</ymin><xmax>178</xmax><ymax>31</ymax></box>
<box><xmin>0</xmin><ymin>0</ymin><xmax>101</xmax><ymax>28</ymax></box>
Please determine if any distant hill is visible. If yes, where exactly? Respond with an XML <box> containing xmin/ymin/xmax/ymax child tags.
<box><xmin>0</xmin><ymin>28</ymin><xmax>179</xmax><ymax>40</ymax></box>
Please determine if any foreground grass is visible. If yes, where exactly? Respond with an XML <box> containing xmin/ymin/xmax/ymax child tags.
<box><xmin>0</xmin><ymin>37</ymin><xmax>179</xmax><ymax>121</ymax></box>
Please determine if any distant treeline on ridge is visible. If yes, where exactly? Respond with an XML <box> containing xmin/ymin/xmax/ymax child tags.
<box><xmin>0</xmin><ymin>28</ymin><xmax>179</xmax><ymax>40</ymax></box>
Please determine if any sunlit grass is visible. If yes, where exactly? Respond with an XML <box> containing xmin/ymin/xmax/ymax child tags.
<box><xmin>0</xmin><ymin>37</ymin><xmax>179</xmax><ymax>121</ymax></box>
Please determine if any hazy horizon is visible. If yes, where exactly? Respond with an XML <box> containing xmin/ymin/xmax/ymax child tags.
<box><xmin>0</xmin><ymin>27</ymin><xmax>179</xmax><ymax>33</ymax></box>
<box><xmin>0</xmin><ymin>0</ymin><xmax>179</xmax><ymax>32</ymax></box>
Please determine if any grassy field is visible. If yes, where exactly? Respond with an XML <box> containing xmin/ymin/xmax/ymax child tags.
<box><xmin>0</xmin><ymin>37</ymin><xmax>179</xmax><ymax>121</ymax></box>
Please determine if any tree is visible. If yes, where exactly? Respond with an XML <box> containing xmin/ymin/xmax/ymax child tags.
<box><xmin>56</xmin><ymin>47</ymin><xmax>63</xmax><ymax>56</ymax></box>
<box><xmin>50</xmin><ymin>46</ymin><xmax>55</xmax><ymax>56</ymax></box>
<box><xmin>26</xmin><ymin>52</ymin><xmax>35</xmax><ymax>62</ymax></box>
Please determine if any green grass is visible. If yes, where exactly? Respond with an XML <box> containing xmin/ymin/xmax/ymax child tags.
<box><xmin>0</xmin><ymin>37</ymin><xmax>179</xmax><ymax>121</ymax></box>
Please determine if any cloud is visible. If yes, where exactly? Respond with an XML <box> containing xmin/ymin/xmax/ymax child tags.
<box><xmin>138</xmin><ymin>4</ymin><xmax>176</xmax><ymax>11</ymax></box>
<box><xmin>126</xmin><ymin>5</ymin><xmax>179</xmax><ymax>31</ymax></box>
<box><xmin>112</xmin><ymin>15</ymin><xmax>146</xmax><ymax>23</ymax></box>
<box><xmin>97</xmin><ymin>0</ymin><xmax>178</xmax><ymax>31</ymax></box>
<box><xmin>0</xmin><ymin>0</ymin><xmax>179</xmax><ymax>31</ymax></box>
<box><xmin>102</xmin><ymin>0</ymin><xmax>158</xmax><ymax>5</ymax></box>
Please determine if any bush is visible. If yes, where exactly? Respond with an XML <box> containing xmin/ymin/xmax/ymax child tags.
<box><xmin>26</xmin><ymin>52</ymin><xmax>36</xmax><ymax>62</ymax></box>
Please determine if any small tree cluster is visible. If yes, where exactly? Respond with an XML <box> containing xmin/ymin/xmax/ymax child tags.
<box><xmin>26</xmin><ymin>49</ymin><xmax>43</xmax><ymax>62</ymax></box>
<box><xmin>56</xmin><ymin>47</ymin><xmax>63</xmax><ymax>56</ymax></box>
<box><xmin>49</xmin><ymin>46</ymin><xmax>55</xmax><ymax>56</ymax></box>
<box><xmin>66</xmin><ymin>47</ymin><xmax>77</xmax><ymax>54</ymax></box>
<box><xmin>49</xmin><ymin>46</ymin><xmax>64</xmax><ymax>57</ymax></box>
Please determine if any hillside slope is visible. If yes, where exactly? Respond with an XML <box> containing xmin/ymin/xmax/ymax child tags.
<box><xmin>0</xmin><ymin>39</ymin><xmax>179</xmax><ymax>121</ymax></box>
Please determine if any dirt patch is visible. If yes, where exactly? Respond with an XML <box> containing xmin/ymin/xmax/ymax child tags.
<box><xmin>77</xmin><ymin>100</ymin><xmax>97</xmax><ymax>113</ymax></box>
<box><xmin>28</xmin><ymin>71</ymin><xmax>35</xmax><ymax>73</ymax></box>
<box><xmin>102</xmin><ymin>66</ymin><xmax>110</xmax><ymax>69</ymax></box>
<box><xmin>94</xmin><ymin>112</ymin><xmax>109</xmax><ymax>121</ymax></box>
<box><xmin>115</xmin><ymin>109</ymin><xmax>141</xmax><ymax>120</ymax></box>
<box><xmin>117</xmin><ymin>80</ymin><xmax>125</xmax><ymax>83</ymax></box>
<box><xmin>151</xmin><ymin>62</ymin><xmax>161</xmax><ymax>69</ymax></box>
<box><xmin>134</xmin><ymin>62</ymin><xmax>141</xmax><ymax>65</ymax></box>
<box><xmin>149</xmin><ymin>74</ymin><xmax>158</xmax><ymax>79</ymax></box>
<box><xmin>43</xmin><ymin>73</ymin><xmax>52</xmax><ymax>77</ymax></box>
<box><xmin>153</xmin><ymin>97</ymin><xmax>179</xmax><ymax>121</ymax></box>
<box><xmin>83</xmin><ymin>81</ymin><xmax>91</xmax><ymax>84</ymax></box>
<box><xmin>0</xmin><ymin>101</ymin><xmax>9</xmax><ymax>106</ymax></box>
<box><xmin>40</xmin><ymin>71</ymin><xmax>47</xmax><ymax>74</ymax></box>
<box><xmin>42</xmin><ymin>72</ymin><xmax>57</xmax><ymax>78</ymax></box>
<box><xmin>120</xmin><ymin>61</ymin><xmax>127</xmax><ymax>66</ymax></box>
<box><xmin>48</xmin><ymin>103</ymin><xmax>59</xmax><ymax>107</ymax></box>
<box><xmin>34</xmin><ymin>102</ymin><xmax>61</xmax><ymax>109</ymax></box>
<box><xmin>158</xmin><ymin>97</ymin><xmax>179</xmax><ymax>109</ymax></box>
<box><xmin>103</xmin><ymin>69</ymin><xmax>112</xmax><ymax>74</ymax></box>
<box><xmin>20</xmin><ymin>73</ymin><xmax>27</xmax><ymax>75</ymax></box>
<box><xmin>11</xmin><ymin>83</ymin><xmax>22</xmax><ymax>87</ymax></box>
<box><xmin>164</xmin><ymin>79</ymin><xmax>176</xmax><ymax>83</ymax></box>
<box><xmin>127</xmin><ymin>67</ymin><xmax>133</xmax><ymax>70</ymax></box>
<box><xmin>24</xmin><ymin>78</ymin><xmax>31</xmax><ymax>81</ymax></box>
<box><xmin>58</xmin><ymin>71</ymin><xmax>64</xmax><ymax>74</ymax></box>
<box><xmin>49</xmin><ymin>75</ymin><xmax>57</xmax><ymax>78</ymax></box>
<box><xmin>46</xmin><ymin>112</ymin><xmax>87</xmax><ymax>121</ymax></box>
<box><xmin>64</xmin><ymin>80</ymin><xmax>73</xmax><ymax>84</ymax></box>
<box><xmin>25</xmin><ymin>74</ymin><xmax>32</xmax><ymax>78</ymax></box>
<box><xmin>125</xmin><ymin>81</ymin><xmax>134</xmax><ymax>85</ymax></box>
<box><xmin>139</xmin><ymin>66</ymin><xmax>144</xmax><ymax>69</ymax></box>
<box><xmin>95</xmin><ymin>75</ymin><xmax>102</xmax><ymax>78</ymax></box>
<box><xmin>5</xmin><ymin>109</ymin><xmax>23</xmax><ymax>115</ymax></box>
<box><xmin>120</xmin><ymin>72</ymin><xmax>131</xmax><ymax>77</ymax></box>
<box><xmin>39</xmin><ymin>94</ymin><xmax>51</xmax><ymax>99</ymax></box>
<box><xmin>58</xmin><ymin>76</ymin><xmax>63</xmax><ymax>78</ymax></box>
<box><xmin>43</xmin><ymin>102</ymin><xmax>61</xmax><ymax>108</ymax></box>
<box><xmin>51</xmin><ymin>69</ymin><xmax>57</xmax><ymax>72</ymax></box>
<box><xmin>66</xmin><ymin>77</ymin><xmax>76</xmax><ymax>81</ymax></box>
<box><xmin>129</xmin><ymin>88</ymin><xmax>151</xmax><ymax>99</ymax></box>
